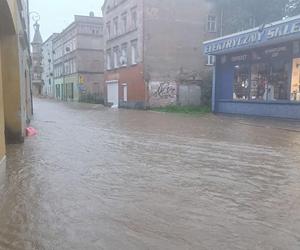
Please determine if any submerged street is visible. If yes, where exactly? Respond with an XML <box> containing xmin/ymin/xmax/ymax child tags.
<box><xmin>1</xmin><ymin>98</ymin><xmax>300</xmax><ymax>250</ymax></box>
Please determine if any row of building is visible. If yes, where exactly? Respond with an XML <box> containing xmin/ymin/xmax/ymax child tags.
<box><xmin>0</xmin><ymin>0</ymin><xmax>32</xmax><ymax>168</ymax></box>
<box><xmin>34</xmin><ymin>0</ymin><xmax>300</xmax><ymax>119</ymax></box>
<box><xmin>35</xmin><ymin>0</ymin><xmax>220</xmax><ymax>108</ymax></box>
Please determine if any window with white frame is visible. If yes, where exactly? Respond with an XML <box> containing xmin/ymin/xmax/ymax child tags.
<box><xmin>73</xmin><ymin>61</ymin><xmax>76</xmax><ymax>73</ymax></box>
<box><xmin>70</xmin><ymin>60</ymin><xmax>73</xmax><ymax>73</ymax></box>
<box><xmin>131</xmin><ymin>40</ymin><xmax>138</xmax><ymax>65</ymax></box>
<box><xmin>73</xmin><ymin>38</ymin><xmax>76</xmax><ymax>50</ymax></box>
<box><xmin>106</xmin><ymin>49</ymin><xmax>112</xmax><ymax>70</ymax></box>
<box><xmin>123</xmin><ymin>84</ymin><xmax>128</xmax><ymax>102</ymax></box>
<box><xmin>120</xmin><ymin>43</ymin><xmax>128</xmax><ymax>66</ymax></box>
<box><xmin>206</xmin><ymin>55</ymin><xmax>215</xmax><ymax>66</ymax></box>
<box><xmin>64</xmin><ymin>61</ymin><xmax>70</xmax><ymax>75</ymax></box>
<box><xmin>207</xmin><ymin>15</ymin><xmax>217</xmax><ymax>32</ymax></box>
<box><xmin>131</xmin><ymin>7</ymin><xmax>137</xmax><ymax>29</ymax></box>
<box><xmin>113</xmin><ymin>46</ymin><xmax>119</xmax><ymax>68</ymax></box>
<box><xmin>121</xmin><ymin>12</ymin><xmax>127</xmax><ymax>33</ymax></box>
<box><xmin>113</xmin><ymin>17</ymin><xmax>119</xmax><ymax>37</ymax></box>
<box><xmin>106</xmin><ymin>22</ymin><xmax>111</xmax><ymax>39</ymax></box>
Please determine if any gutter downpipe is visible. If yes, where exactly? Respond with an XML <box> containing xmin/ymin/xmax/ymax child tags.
<box><xmin>212</xmin><ymin>64</ymin><xmax>216</xmax><ymax>113</ymax></box>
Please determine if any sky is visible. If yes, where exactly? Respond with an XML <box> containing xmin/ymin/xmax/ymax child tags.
<box><xmin>29</xmin><ymin>0</ymin><xmax>105</xmax><ymax>41</ymax></box>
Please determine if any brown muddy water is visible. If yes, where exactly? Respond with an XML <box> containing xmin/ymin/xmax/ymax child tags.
<box><xmin>1</xmin><ymin>98</ymin><xmax>300</xmax><ymax>250</ymax></box>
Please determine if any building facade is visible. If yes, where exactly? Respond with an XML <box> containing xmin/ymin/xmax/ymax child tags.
<box><xmin>42</xmin><ymin>33</ymin><xmax>58</xmax><ymax>98</ymax></box>
<box><xmin>204</xmin><ymin>15</ymin><xmax>300</xmax><ymax>119</ymax></box>
<box><xmin>53</xmin><ymin>14</ymin><xmax>105</xmax><ymax>103</ymax></box>
<box><xmin>0</xmin><ymin>0</ymin><xmax>32</xmax><ymax>168</ymax></box>
<box><xmin>31</xmin><ymin>22</ymin><xmax>43</xmax><ymax>96</ymax></box>
<box><xmin>102</xmin><ymin>0</ymin><xmax>220</xmax><ymax>108</ymax></box>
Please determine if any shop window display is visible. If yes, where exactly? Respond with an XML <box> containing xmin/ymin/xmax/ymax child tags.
<box><xmin>233</xmin><ymin>64</ymin><xmax>250</xmax><ymax>100</ymax></box>
<box><xmin>250</xmin><ymin>63</ymin><xmax>268</xmax><ymax>100</ymax></box>
<box><xmin>268</xmin><ymin>60</ymin><xmax>290</xmax><ymax>101</ymax></box>
<box><xmin>291</xmin><ymin>58</ymin><xmax>300</xmax><ymax>101</ymax></box>
<box><xmin>233</xmin><ymin>49</ymin><xmax>291</xmax><ymax>102</ymax></box>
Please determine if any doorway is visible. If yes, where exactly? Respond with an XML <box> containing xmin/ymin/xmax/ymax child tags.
<box><xmin>107</xmin><ymin>81</ymin><xmax>119</xmax><ymax>107</ymax></box>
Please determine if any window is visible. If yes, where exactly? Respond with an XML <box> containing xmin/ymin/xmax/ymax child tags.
<box><xmin>120</xmin><ymin>43</ymin><xmax>128</xmax><ymax>66</ymax></box>
<box><xmin>106</xmin><ymin>49</ymin><xmax>112</xmax><ymax>70</ymax></box>
<box><xmin>131</xmin><ymin>7</ymin><xmax>137</xmax><ymax>29</ymax></box>
<box><xmin>113</xmin><ymin>46</ymin><xmax>119</xmax><ymax>68</ymax></box>
<box><xmin>73</xmin><ymin>39</ymin><xmax>76</xmax><ymax>50</ymax></box>
<box><xmin>233</xmin><ymin>49</ymin><xmax>291</xmax><ymax>102</ymax></box>
<box><xmin>106</xmin><ymin>22</ymin><xmax>111</xmax><ymax>39</ymax></box>
<box><xmin>73</xmin><ymin>61</ymin><xmax>76</xmax><ymax>73</ymax></box>
<box><xmin>123</xmin><ymin>84</ymin><xmax>128</xmax><ymax>102</ymax></box>
<box><xmin>207</xmin><ymin>15</ymin><xmax>217</xmax><ymax>32</ymax></box>
<box><xmin>206</xmin><ymin>55</ymin><xmax>215</xmax><ymax>66</ymax></box>
<box><xmin>249</xmin><ymin>16</ymin><xmax>256</xmax><ymax>28</ymax></box>
<box><xmin>249</xmin><ymin>61</ymin><xmax>290</xmax><ymax>101</ymax></box>
<box><xmin>64</xmin><ymin>62</ymin><xmax>70</xmax><ymax>75</ymax></box>
<box><xmin>70</xmin><ymin>60</ymin><xmax>73</xmax><ymax>74</ymax></box>
<box><xmin>122</xmin><ymin>12</ymin><xmax>127</xmax><ymax>33</ymax></box>
<box><xmin>268</xmin><ymin>60</ymin><xmax>290</xmax><ymax>101</ymax></box>
<box><xmin>233</xmin><ymin>64</ymin><xmax>250</xmax><ymax>100</ymax></box>
<box><xmin>113</xmin><ymin>17</ymin><xmax>119</xmax><ymax>37</ymax></box>
<box><xmin>291</xmin><ymin>58</ymin><xmax>300</xmax><ymax>101</ymax></box>
<box><xmin>131</xmin><ymin>40</ymin><xmax>138</xmax><ymax>65</ymax></box>
<box><xmin>249</xmin><ymin>63</ymin><xmax>268</xmax><ymax>101</ymax></box>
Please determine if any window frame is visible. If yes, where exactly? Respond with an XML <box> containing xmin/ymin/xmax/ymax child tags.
<box><xmin>131</xmin><ymin>7</ymin><xmax>138</xmax><ymax>30</ymax></box>
<box><xmin>131</xmin><ymin>40</ymin><xmax>138</xmax><ymax>65</ymax></box>
<box><xmin>207</xmin><ymin>15</ymin><xmax>217</xmax><ymax>33</ymax></box>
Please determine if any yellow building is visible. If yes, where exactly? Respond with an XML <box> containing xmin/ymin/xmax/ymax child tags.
<box><xmin>0</xmin><ymin>0</ymin><xmax>32</xmax><ymax>166</ymax></box>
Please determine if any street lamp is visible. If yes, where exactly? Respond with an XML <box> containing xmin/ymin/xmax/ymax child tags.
<box><xmin>28</xmin><ymin>11</ymin><xmax>40</xmax><ymax>115</ymax></box>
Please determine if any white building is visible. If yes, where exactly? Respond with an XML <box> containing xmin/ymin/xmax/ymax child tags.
<box><xmin>42</xmin><ymin>33</ymin><xmax>59</xmax><ymax>98</ymax></box>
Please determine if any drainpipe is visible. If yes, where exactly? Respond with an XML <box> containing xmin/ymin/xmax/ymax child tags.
<box><xmin>212</xmin><ymin>64</ymin><xmax>216</xmax><ymax>113</ymax></box>
<box><xmin>220</xmin><ymin>6</ymin><xmax>224</xmax><ymax>36</ymax></box>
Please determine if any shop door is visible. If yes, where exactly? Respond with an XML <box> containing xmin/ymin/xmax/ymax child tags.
<box><xmin>107</xmin><ymin>81</ymin><xmax>119</xmax><ymax>107</ymax></box>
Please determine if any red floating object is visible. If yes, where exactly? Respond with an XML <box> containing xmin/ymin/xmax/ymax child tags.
<box><xmin>26</xmin><ymin>127</ymin><xmax>37</xmax><ymax>137</ymax></box>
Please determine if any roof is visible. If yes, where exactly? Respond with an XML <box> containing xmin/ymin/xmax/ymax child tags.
<box><xmin>203</xmin><ymin>14</ymin><xmax>300</xmax><ymax>55</ymax></box>
<box><xmin>32</xmin><ymin>22</ymin><xmax>43</xmax><ymax>44</ymax></box>
<box><xmin>43</xmin><ymin>33</ymin><xmax>59</xmax><ymax>45</ymax></box>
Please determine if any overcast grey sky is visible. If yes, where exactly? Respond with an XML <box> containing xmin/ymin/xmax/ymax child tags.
<box><xmin>29</xmin><ymin>0</ymin><xmax>105</xmax><ymax>41</ymax></box>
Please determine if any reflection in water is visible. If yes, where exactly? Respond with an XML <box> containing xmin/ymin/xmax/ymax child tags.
<box><xmin>1</xmin><ymin>98</ymin><xmax>300</xmax><ymax>250</ymax></box>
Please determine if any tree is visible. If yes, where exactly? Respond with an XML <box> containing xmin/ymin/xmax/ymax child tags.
<box><xmin>212</xmin><ymin>0</ymin><xmax>295</xmax><ymax>35</ymax></box>
<box><xmin>285</xmin><ymin>0</ymin><xmax>300</xmax><ymax>16</ymax></box>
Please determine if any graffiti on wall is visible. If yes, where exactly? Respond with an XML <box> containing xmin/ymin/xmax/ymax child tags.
<box><xmin>152</xmin><ymin>81</ymin><xmax>177</xmax><ymax>99</ymax></box>
<box><xmin>149</xmin><ymin>81</ymin><xmax>177</xmax><ymax>107</ymax></box>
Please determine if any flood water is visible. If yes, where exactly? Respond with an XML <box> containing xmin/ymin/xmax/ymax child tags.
<box><xmin>1</xmin><ymin>98</ymin><xmax>300</xmax><ymax>250</ymax></box>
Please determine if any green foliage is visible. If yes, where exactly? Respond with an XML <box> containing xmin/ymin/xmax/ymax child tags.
<box><xmin>286</xmin><ymin>0</ymin><xmax>300</xmax><ymax>16</ymax></box>
<box><xmin>79</xmin><ymin>93</ymin><xmax>104</xmax><ymax>104</ymax></box>
<box><xmin>152</xmin><ymin>106</ymin><xmax>211</xmax><ymax>114</ymax></box>
<box><xmin>212</xmin><ymin>0</ymin><xmax>298</xmax><ymax>35</ymax></box>
<box><xmin>201</xmin><ymin>75</ymin><xmax>213</xmax><ymax>107</ymax></box>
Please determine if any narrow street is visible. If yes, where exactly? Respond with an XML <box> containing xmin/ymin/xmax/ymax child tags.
<box><xmin>1</xmin><ymin>98</ymin><xmax>300</xmax><ymax>250</ymax></box>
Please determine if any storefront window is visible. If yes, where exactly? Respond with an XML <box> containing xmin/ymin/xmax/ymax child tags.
<box><xmin>268</xmin><ymin>60</ymin><xmax>290</xmax><ymax>101</ymax></box>
<box><xmin>232</xmin><ymin>45</ymin><xmax>292</xmax><ymax>102</ymax></box>
<box><xmin>291</xmin><ymin>58</ymin><xmax>300</xmax><ymax>101</ymax></box>
<box><xmin>250</xmin><ymin>63</ymin><xmax>268</xmax><ymax>100</ymax></box>
<box><xmin>233</xmin><ymin>64</ymin><xmax>250</xmax><ymax>100</ymax></box>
